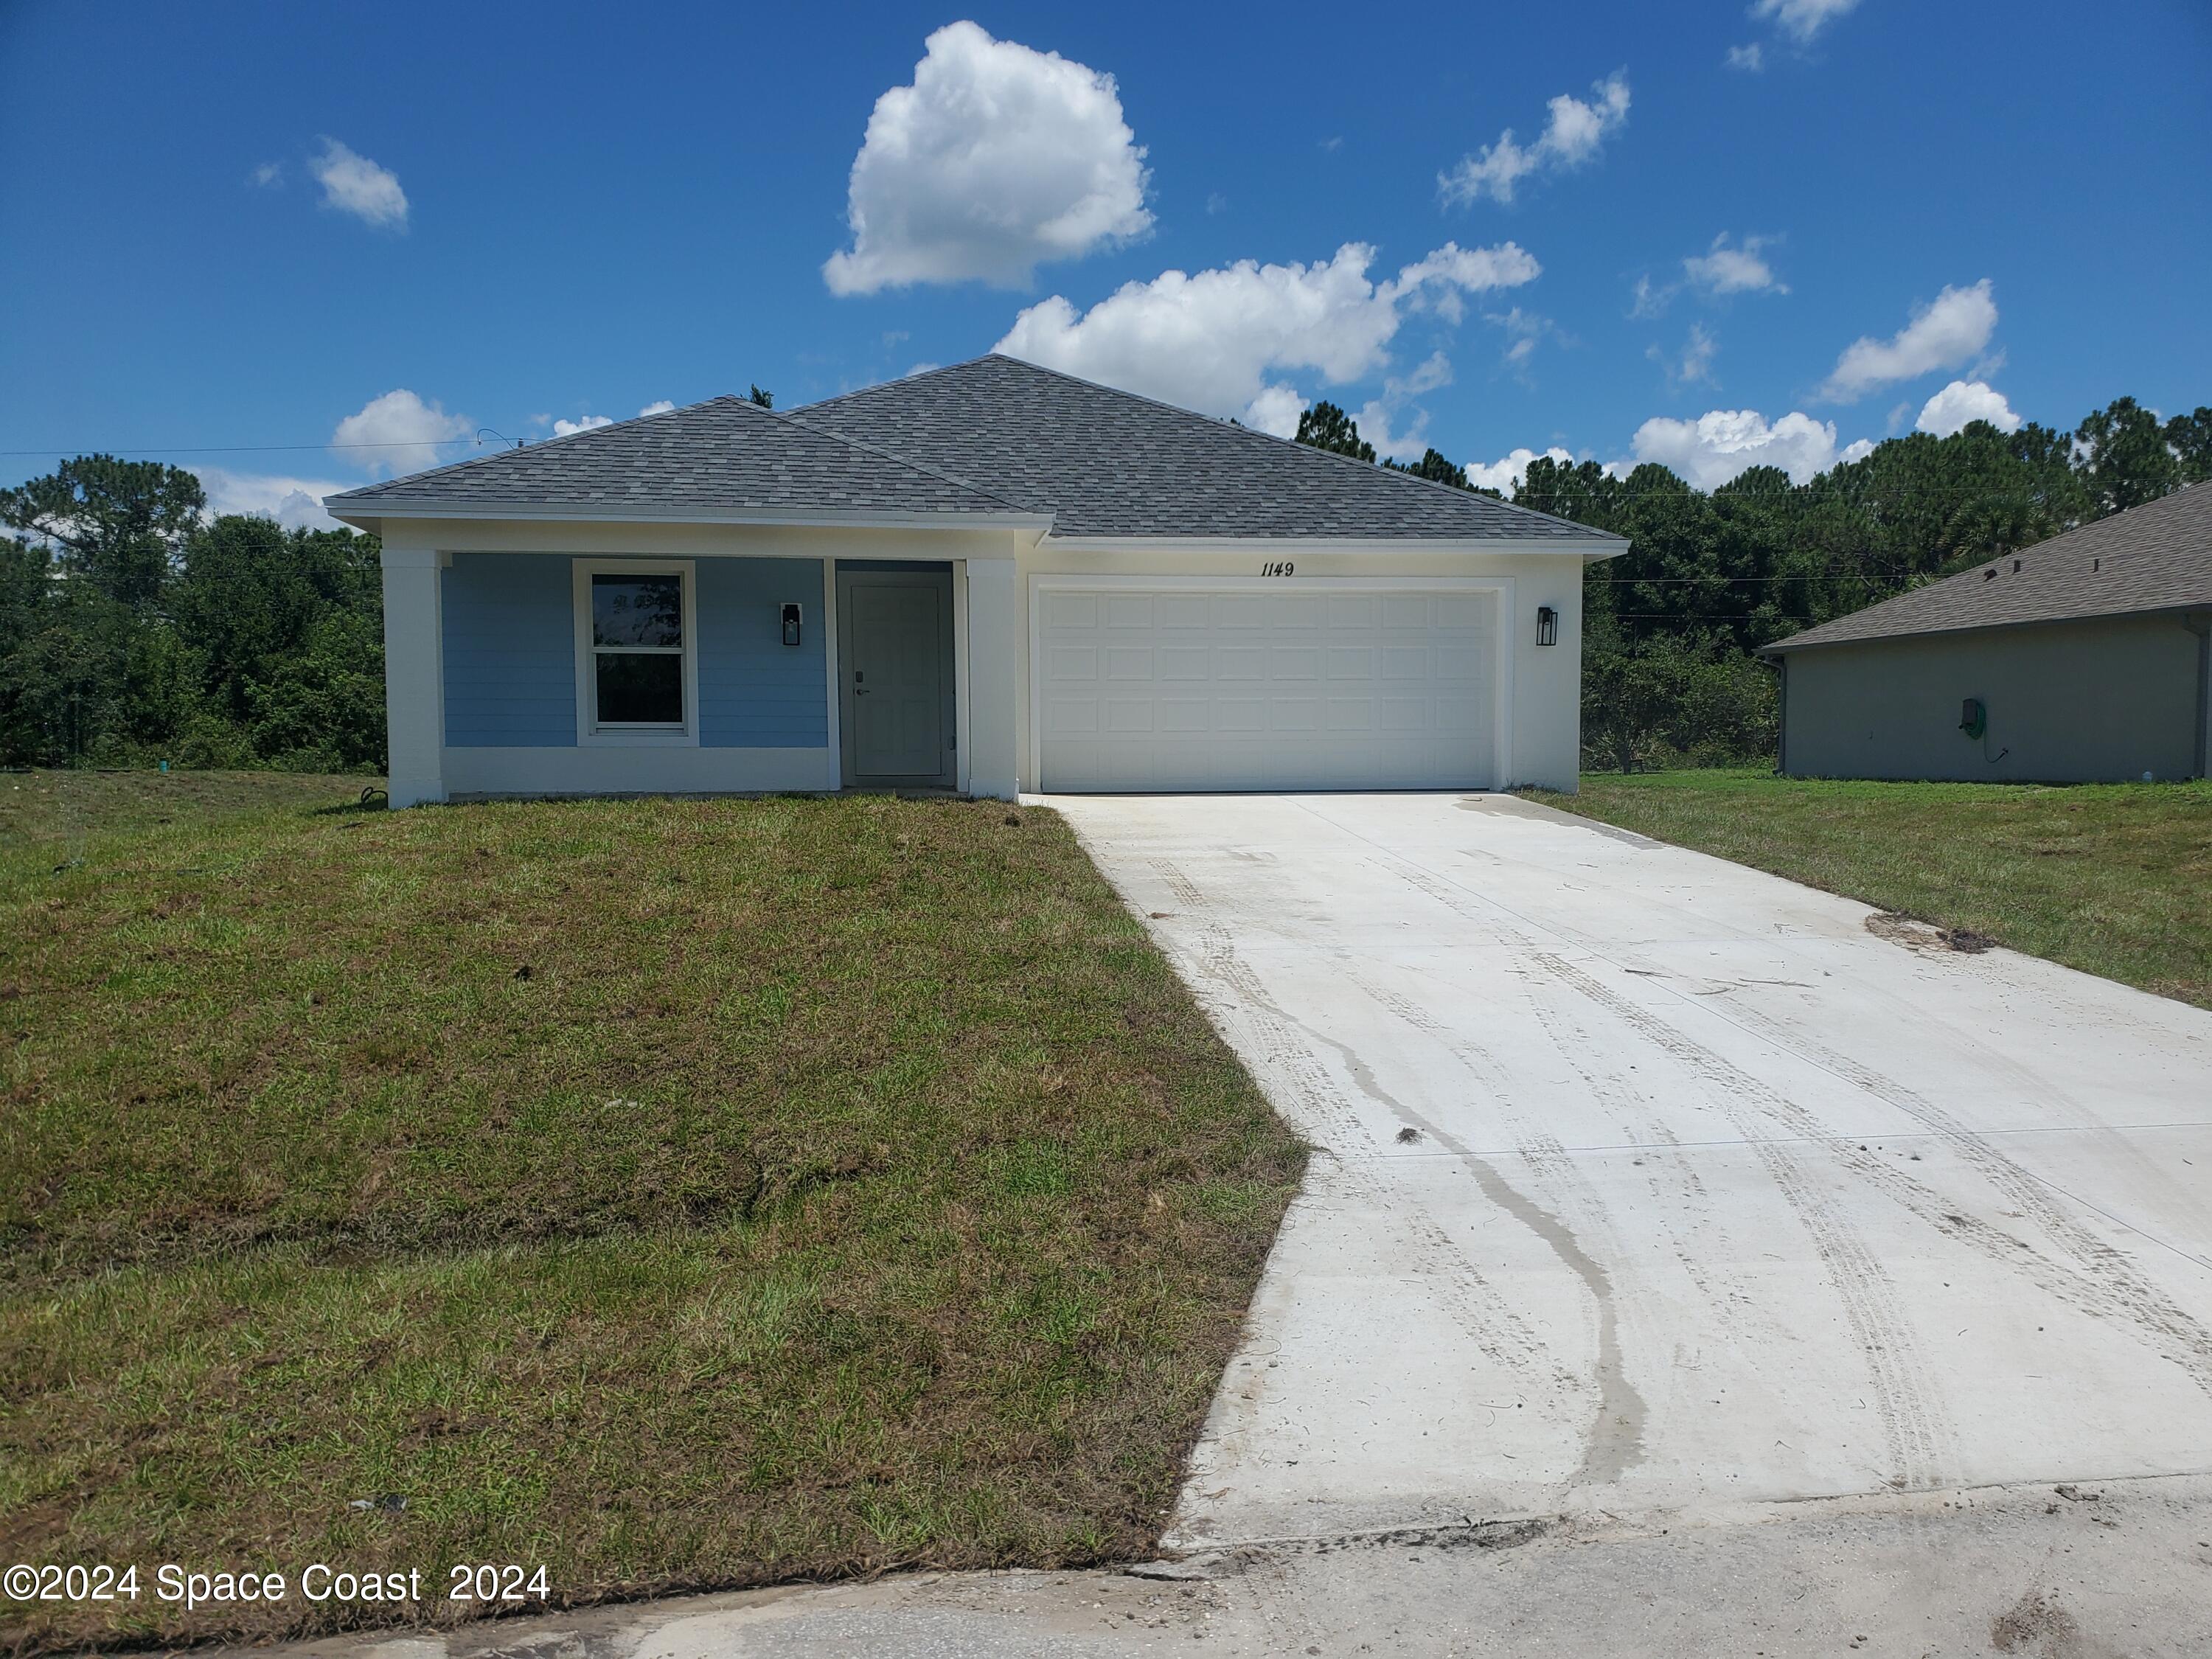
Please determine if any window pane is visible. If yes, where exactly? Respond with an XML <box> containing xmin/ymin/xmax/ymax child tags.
<box><xmin>592</xmin><ymin>574</ymin><xmax>683</xmax><ymax>647</ymax></box>
<box><xmin>596</xmin><ymin>652</ymin><xmax>684</xmax><ymax>724</ymax></box>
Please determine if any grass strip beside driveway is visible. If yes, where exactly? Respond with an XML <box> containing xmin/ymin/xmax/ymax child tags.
<box><xmin>0</xmin><ymin>779</ymin><xmax>1303</xmax><ymax>1653</ymax></box>
<box><xmin>1522</xmin><ymin>771</ymin><xmax>2212</xmax><ymax>1009</ymax></box>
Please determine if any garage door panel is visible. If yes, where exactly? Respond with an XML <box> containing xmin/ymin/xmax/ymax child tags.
<box><xmin>1433</xmin><ymin>644</ymin><xmax>1486</xmax><ymax>681</ymax></box>
<box><xmin>1105</xmin><ymin>646</ymin><xmax>1154</xmax><ymax>681</ymax></box>
<box><xmin>1159</xmin><ymin>595</ymin><xmax>1209</xmax><ymax>628</ymax></box>
<box><xmin>1045</xmin><ymin>593</ymin><xmax>1097</xmax><ymax>629</ymax></box>
<box><xmin>1215</xmin><ymin>596</ymin><xmax>1267</xmax><ymax>628</ymax></box>
<box><xmin>1038</xmin><ymin>584</ymin><xmax>1498</xmax><ymax>792</ymax></box>
<box><xmin>1382</xmin><ymin>597</ymin><xmax>1427</xmax><ymax>629</ymax></box>
<box><xmin>1046</xmin><ymin>698</ymin><xmax>1099</xmax><ymax>734</ymax></box>
<box><xmin>1105</xmin><ymin>594</ymin><xmax>1154</xmax><ymax>629</ymax></box>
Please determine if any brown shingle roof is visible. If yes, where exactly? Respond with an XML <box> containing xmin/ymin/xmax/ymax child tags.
<box><xmin>1761</xmin><ymin>482</ymin><xmax>2212</xmax><ymax>653</ymax></box>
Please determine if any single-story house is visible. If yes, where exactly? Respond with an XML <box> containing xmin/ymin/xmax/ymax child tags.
<box><xmin>1760</xmin><ymin>481</ymin><xmax>2211</xmax><ymax>782</ymax></box>
<box><xmin>327</xmin><ymin>355</ymin><xmax>1622</xmax><ymax>807</ymax></box>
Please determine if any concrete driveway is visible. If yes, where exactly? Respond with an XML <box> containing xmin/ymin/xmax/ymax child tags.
<box><xmin>1048</xmin><ymin>791</ymin><xmax>2212</xmax><ymax>1548</ymax></box>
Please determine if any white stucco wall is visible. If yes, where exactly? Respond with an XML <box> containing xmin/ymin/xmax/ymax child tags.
<box><xmin>1778</xmin><ymin>612</ymin><xmax>2206</xmax><ymax>782</ymax></box>
<box><xmin>369</xmin><ymin>516</ymin><xmax>1604</xmax><ymax>804</ymax></box>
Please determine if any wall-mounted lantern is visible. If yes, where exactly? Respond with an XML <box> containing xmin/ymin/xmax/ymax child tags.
<box><xmin>781</xmin><ymin>602</ymin><xmax>803</xmax><ymax>647</ymax></box>
<box><xmin>1535</xmin><ymin>605</ymin><xmax>1559</xmax><ymax>647</ymax></box>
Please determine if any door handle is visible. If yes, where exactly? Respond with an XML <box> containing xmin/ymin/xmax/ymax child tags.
<box><xmin>853</xmin><ymin>686</ymin><xmax>871</xmax><ymax>696</ymax></box>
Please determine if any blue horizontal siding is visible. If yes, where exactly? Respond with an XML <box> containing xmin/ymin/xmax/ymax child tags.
<box><xmin>698</xmin><ymin>557</ymin><xmax>827</xmax><ymax>748</ymax></box>
<box><xmin>443</xmin><ymin>554</ymin><xmax>575</xmax><ymax>747</ymax></box>
<box><xmin>441</xmin><ymin>553</ymin><xmax>827</xmax><ymax>750</ymax></box>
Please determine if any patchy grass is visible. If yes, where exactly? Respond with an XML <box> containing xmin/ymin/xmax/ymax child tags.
<box><xmin>1523</xmin><ymin>771</ymin><xmax>2212</xmax><ymax>1009</ymax></box>
<box><xmin>0</xmin><ymin>776</ymin><xmax>1302</xmax><ymax>1653</ymax></box>
<box><xmin>0</xmin><ymin>767</ymin><xmax>377</xmax><ymax>854</ymax></box>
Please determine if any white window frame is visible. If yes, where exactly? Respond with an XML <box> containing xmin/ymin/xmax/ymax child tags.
<box><xmin>572</xmin><ymin>558</ymin><xmax>700</xmax><ymax>746</ymax></box>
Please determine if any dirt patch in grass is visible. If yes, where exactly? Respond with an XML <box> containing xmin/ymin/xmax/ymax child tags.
<box><xmin>1522</xmin><ymin>771</ymin><xmax>2212</xmax><ymax>1009</ymax></box>
<box><xmin>0</xmin><ymin>781</ymin><xmax>1304</xmax><ymax>1653</ymax></box>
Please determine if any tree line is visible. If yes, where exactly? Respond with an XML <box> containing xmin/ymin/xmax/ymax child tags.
<box><xmin>1296</xmin><ymin>396</ymin><xmax>2212</xmax><ymax>770</ymax></box>
<box><xmin>2</xmin><ymin>393</ymin><xmax>2205</xmax><ymax>776</ymax></box>
<box><xmin>1</xmin><ymin>459</ymin><xmax>386</xmax><ymax>771</ymax></box>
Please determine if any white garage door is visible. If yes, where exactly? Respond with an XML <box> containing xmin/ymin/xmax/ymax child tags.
<box><xmin>1036</xmin><ymin>582</ymin><xmax>1503</xmax><ymax>792</ymax></box>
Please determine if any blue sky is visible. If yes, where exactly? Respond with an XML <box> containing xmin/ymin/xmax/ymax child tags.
<box><xmin>3</xmin><ymin>1</ymin><xmax>2207</xmax><ymax>523</ymax></box>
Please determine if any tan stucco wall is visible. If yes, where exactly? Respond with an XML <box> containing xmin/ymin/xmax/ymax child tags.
<box><xmin>1778</xmin><ymin>613</ymin><xmax>2205</xmax><ymax>782</ymax></box>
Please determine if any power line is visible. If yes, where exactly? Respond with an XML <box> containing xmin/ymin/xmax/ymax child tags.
<box><xmin>0</xmin><ymin>440</ymin><xmax>464</xmax><ymax>458</ymax></box>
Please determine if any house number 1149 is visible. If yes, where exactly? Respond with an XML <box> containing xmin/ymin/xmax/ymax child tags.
<box><xmin>1259</xmin><ymin>560</ymin><xmax>1295</xmax><ymax>577</ymax></box>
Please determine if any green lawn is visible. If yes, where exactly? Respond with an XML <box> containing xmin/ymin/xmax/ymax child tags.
<box><xmin>0</xmin><ymin>772</ymin><xmax>1302</xmax><ymax>1653</ymax></box>
<box><xmin>1523</xmin><ymin>771</ymin><xmax>2212</xmax><ymax>1009</ymax></box>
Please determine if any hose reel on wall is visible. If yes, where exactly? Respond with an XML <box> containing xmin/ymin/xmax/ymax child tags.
<box><xmin>1958</xmin><ymin>696</ymin><xmax>2007</xmax><ymax>764</ymax></box>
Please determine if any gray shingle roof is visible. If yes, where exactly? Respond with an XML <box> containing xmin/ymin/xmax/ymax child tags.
<box><xmin>328</xmin><ymin>355</ymin><xmax>1619</xmax><ymax>543</ymax></box>
<box><xmin>794</xmin><ymin>355</ymin><xmax>1616</xmax><ymax>541</ymax></box>
<box><xmin>1761</xmin><ymin>481</ymin><xmax>2212</xmax><ymax>653</ymax></box>
<box><xmin>327</xmin><ymin>395</ymin><xmax>1033</xmax><ymax>518</ymax></box>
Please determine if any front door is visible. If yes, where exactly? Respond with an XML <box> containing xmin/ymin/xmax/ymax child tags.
<box><xmin>838</xmin><ymin>566</ymin><xmax>956</xmax><ymax>788</ymax></box>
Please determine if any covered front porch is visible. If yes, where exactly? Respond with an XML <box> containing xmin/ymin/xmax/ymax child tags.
<box><xmin>370</xmin><ymin>518</ymin><xmax>1034</xmax><ymax>807</ymax></box>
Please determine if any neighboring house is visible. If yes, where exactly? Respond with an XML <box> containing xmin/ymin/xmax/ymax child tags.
<box><xmin>1761</xmin><ymin>482</ymin><xmax>2212</xmax><ymax>782</ymax></box>
<box><xmin>327</xmin><ymin>355</ymin><xmax>1622</xmax><ymax>807</ymax></box>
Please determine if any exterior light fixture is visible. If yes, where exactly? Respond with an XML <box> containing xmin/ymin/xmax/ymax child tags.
<box><xmin>1535</xmin><ymin>605</ymin><xmax>1559</xmax><ymax>647</ymax></box>
<box><xmin>780</xmin><ymin>602</ymin><xmax>803</xmax><ymax>646</ymax></box>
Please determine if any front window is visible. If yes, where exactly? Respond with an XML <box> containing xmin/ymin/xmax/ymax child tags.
<box><xmin>591</xmin><ymin>574</ymin><xmax>684</xmax><ymax>725</ymax></box>
<box><xmin>573</xmin><ymin>560</ymin><xmax>696</xmax><ymax>743</ymax></box>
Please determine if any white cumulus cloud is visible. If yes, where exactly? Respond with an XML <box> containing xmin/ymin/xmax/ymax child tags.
<box><xmin>310</xmin><ymin>138</ymin><xmax>408</xmax><ymax>230</ymax></box>
<box><xmin>823</xmin><ymin>21</ymin><xmax>1152</xmax><ymax>295</ymax></box>
<box><xmin>1751</xmin><ymin>0</ymin><xmax>1862</xmax><ymax>46</ymax></box>
<box><xmin>1819</xmin><ymin>279</ymin><xmax>1997</xmax><ymax>402</ymax></box>
<box><xmin>995</xmin><ymin>239</ymin><xmax>1540</xmax><ymax>429</ymax></box>
<box><xmin>331</xmin><ymin>389</ymin><xmax>471</xmax><ymax>476</ymax></box>
<box><xmin>552</xmin><ymin>414</ymin><xmax>615</xmax><ymax>437</ymax></box>
<box><xmin>1649</xmin><ymin>322</ymin><xmax>1719</xmax><ymax>388</ymax></box>
<box><xmin>1915</xmin><ymin>379</ymin><xmax>2023</xmax><ymax>438</ymax></box>
<box><xmin>1464</xmin><ymin>445</ymin><xmax>1575</xmax><ymax>493</ymax></box>
<box><xmin>1625</xmin><ymin>407</ymin><xmax>1845</xmax><ymax>489</ymax></box>
<box><xmin>1240</xmin><ymin>385</ymin><xmax>1305</xmax><ymax>439</ymax></box>
<box><xmin>197</xmin><ymin>467</ymin><xmax>352</xmax><ymax>530</ymax></box>
<box><xmin>1439</xmin><ymin>71</ymin><xmax>1629</xmax><ymax>207</ymax></box>
<box><xmin>638</xmin><ymin>400</ymin><xmax>677</xmax><ymax>417</ymax></box>
<box><xmin>1725</xmin><ymin>44</ymin><xmax>1764</xmax><ymax>72</ymax></box>
<box><xmin>1684</xmin><ymin>232</ymin><xmax>1787</xmax><ymax>296</ymax></box>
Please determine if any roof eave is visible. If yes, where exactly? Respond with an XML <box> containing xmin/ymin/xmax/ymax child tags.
<box><xmin>1040</xmin><ymin>531</ymin><xmax>1627</xmax><ymax>557</ymax></box>
<box><xmin>1760</xmin><ymin>598</ymin><xmax>2212</xmax><ymax>655</ymax></box>
<box><xmin>323</xmin><ymin>499</ymin><xmax>1056</xmax><ymax>536</ymax></box>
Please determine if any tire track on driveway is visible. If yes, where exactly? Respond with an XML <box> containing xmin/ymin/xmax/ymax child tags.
<box><xmin>1360</xmin><ymin>847</ymin><xmax>1956</xmax><ymax>1490</ymax></box>
<box><xmin>1147</xmin><ymin>858</ymin><xmax>1572</xmax><ymax>1399</ymax></box>
<box><xmin>1321</xmin><ymin>973</ymin><xmax>1649</xmax><ymax>1486</ymax></box>
<box><xmin>1716</xmin><ymin>999</ymin><xmax>2212</xmax><ymax>1397</ymax></box>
